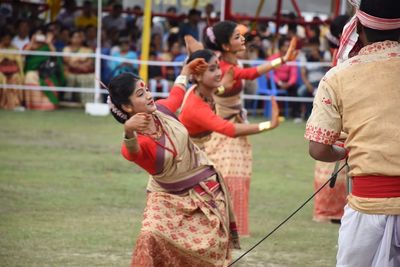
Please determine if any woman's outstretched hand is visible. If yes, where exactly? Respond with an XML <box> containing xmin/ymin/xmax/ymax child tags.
<box><xmin>283</xmin><ymin>37</ymin><xmax>299</xmax><ymax>62</ymax></box>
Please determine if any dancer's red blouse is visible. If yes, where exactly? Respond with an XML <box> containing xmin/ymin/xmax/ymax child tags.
<box><xmin>121</xmin><ymin>85</ymin><xmax>184</xmax><ymax>175</ymax></box>
<box><xmin>179</xmin><ymin>89</ymin><xmax>235</xmax><ymax>138</ymax></box>
<box><xmin>219</xmin><ymin>60</ymin><xmax>259</xmax><ymax>97</ymax></box>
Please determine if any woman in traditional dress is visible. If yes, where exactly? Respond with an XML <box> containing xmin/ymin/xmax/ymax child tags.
<box><xmin>24</xmin><ymin>28</ymin><xmax>65</xmax><ymax>110</ymax></box>
<box><xmin>0</xmin><ymin>30</ymin><xmax>24</xmax><ymax>110</ymax></box>
<box><xmin>203</xmin><ymin>21</ymin><xmax>298</xmax><ymax>236</ymax></box>
<box><xmin>179</xmin><ymin>49</ymin><xmax>280</xmax><ymax>151</ymax></box>
<box><xmin>62</xmin><ymin>30</ymin><xmax>94</xmax><ymax>104</ymax></box>
<box><xmin>107</xmin><ymin>58</ymin><xmax>240</xmax><ymax>267</ymax></box>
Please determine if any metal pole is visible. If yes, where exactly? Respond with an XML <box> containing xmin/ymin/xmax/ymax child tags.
<box><xmin>275</xmin><ymin>0</ymin><xmax>282</xmax><ymax>35</ymax></box>
<box><xmin>94</xmin><ymin>0</ymin><xmax>102</xmax><ymax>103</ymax></box>
<box><xmin>340</xmin><ymin>0</ymin><xmax>348</xmax><ymax>15</ymax></box>
<box><xmin>220</xmin><ymin>0</ymin><xmax>225</xmax><ymax>21</ymax></box>
<box><xmin>139</xmin><ymin>0</ymin><xmax>152</xmax><ymax>82</ymax></box>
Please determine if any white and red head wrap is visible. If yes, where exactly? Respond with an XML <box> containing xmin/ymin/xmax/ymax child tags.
<box><xmin>335</xmin><ymin>0</ymin><xmax>400</xmax><ymax>64</ymax></box>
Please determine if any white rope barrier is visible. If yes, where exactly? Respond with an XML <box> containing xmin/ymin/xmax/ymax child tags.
<box><xmin>0</xmin><ymin>49</ymin><xmax>96</xmax><ymax>58</ymax></box>
<box><xmin>0</xmin><ymin>83</ymin><xmax>108</xmax><ymax>94</ymax></box>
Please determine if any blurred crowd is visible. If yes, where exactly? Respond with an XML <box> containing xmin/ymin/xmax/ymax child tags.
<box><xmin>0</xmin><ymin>0</ymin><xmax>347</xmax><ymax>121</ymax></box>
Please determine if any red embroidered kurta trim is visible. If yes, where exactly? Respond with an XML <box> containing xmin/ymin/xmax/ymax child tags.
<box><xmin>358</xmin><ymin>41</ymin><xmax>399</xmax><ymax>56</ymax></box>
<box><xmin>304</xmin><ymin>124</ymin><xmax>340</xmax><ymax>145</ymax></box>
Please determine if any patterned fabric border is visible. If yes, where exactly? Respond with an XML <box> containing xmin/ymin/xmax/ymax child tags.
<box><xmin>305</xmin><ymin>124</ymin><xmax>340</xmax><ymax>145</ymax></box>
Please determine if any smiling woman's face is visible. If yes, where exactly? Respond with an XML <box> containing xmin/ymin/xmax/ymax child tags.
<box><xmin>227</xmin><ymin>26</ymin><xmax>246</xmax><ymax>52</ymax></box>
<box><xmin>125</xmin><ymin>80</ymin><xmax>156</xmax><ymax>114</ymax></box>
<box><xmin>196</xmin><ymin>55</ymin><xmax>222</xmax><ymax>89</ymax></box>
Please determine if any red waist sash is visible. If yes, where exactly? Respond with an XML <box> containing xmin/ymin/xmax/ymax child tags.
<box><xmin>352</xmin><ymin>176</ymin><xmax>400</xmax><ymax>198</ymax></box>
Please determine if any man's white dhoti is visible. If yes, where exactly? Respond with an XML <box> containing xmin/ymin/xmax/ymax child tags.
<box><xmin>337</xmin><ymin>205</ymin><xmax>400</xmax><ymax>267</ymax></box>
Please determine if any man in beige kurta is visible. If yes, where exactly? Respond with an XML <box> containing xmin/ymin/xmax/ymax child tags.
<box><xmin>304</xmin><ymin>0</ymin><xmax>400</xmax><ymax>266</ymax></box>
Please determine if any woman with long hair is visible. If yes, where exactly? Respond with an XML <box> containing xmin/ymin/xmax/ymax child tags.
<box><xmin>179</xmin><ymin>49</ymin><xmax>280</xmax><ymax>150</ymax></box>
<box><xmin>203</xmin><ymin>20</ymin><xmax>298</xmax><ymax>236</ymax></box>
<box><xmin>107</xmin><ymin>57</ymin><xmax>241</xmax><ymax>266</ymax></box>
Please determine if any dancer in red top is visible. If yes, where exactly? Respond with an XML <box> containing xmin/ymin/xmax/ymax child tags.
<box><xmin>179</xmin><ymin>49</ymin><xmax>280</xmax><ymax>150</ymax></box>
<box><xmin>201</xmin><ymin>20</ymin><xmax>298</xmax><ymax>236</ymax></box>
<box><xmin>107</xmin><ymin>59</ymin><xmax>243</xmax><ymax>266</ymax></box>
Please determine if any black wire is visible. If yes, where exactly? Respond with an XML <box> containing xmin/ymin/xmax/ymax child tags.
<box><xmin>228</xmin><ymin>161</ymin><xmax>349</xmax><ymax>266</ymax></box>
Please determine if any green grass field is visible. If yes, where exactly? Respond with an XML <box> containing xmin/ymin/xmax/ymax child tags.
<box><xmin>0</xmin><ymin>109</ymin><xmax>339</xmax><ymax>267</ymax></box>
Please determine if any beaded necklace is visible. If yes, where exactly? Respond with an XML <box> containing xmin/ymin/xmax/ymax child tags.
<box><xmin>197</xmin><ymin>89</ymin><xmax>215</xmax><ymax>110</ymax></box>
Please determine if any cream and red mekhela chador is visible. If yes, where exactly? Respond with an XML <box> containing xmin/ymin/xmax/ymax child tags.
<box><xmin>313</xmin><ymin>161</ymin><xmax>348</xmax><ymax>222</ymax></box>
<box><xmin>0</xmin><ymin>45</ymin><xmax>24</xmax><ymax>109</ymax></box>
<box><xmin>305</xmin><ymin>41</ymin><xmax>400</xmax><ymax>266</ymax></box>
<box><xmin>204</xmin><ymin>60</ymin><xmax>259</xmax><ymax>236</ymax></box>
<box><xmin>121</xmin><ymin>85</ymin><xmax>239</xmax><ymax>267</ymax></box>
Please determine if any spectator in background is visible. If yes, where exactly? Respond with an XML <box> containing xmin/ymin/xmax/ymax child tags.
<box><xmin>54</xmin><ymin>27</ymin><xmax>70</xmax><ymax>52</ymax></box>
<box><xmin>204</xmin><ymin>3</ymin><xmax>217</xmax><ymax>19</ymax></box>
<box><xmin>27</xmin><ymin>5</ymin><xmax>45</xmax><ymax>31</ymax></box>
<box><xmin>150</xmin><ymin>33</ymin><xmax>164</xmax><ymax>54</ymax></box>
<box><xmin>126</xmin><ymin>5</ymin><xmax>143</xmax><ymax>49</ymax></box>
<box><xmin>102</xmin><ymin>3</ymin><xmax>126</xmax><ymax>32</ymax></box>
<box><xmin>162</xmin><ymin>38</ymin><xmax>185</xmax><ymax>82</ymax></box>
<box><xmin>166</xmin><ymin>6</ymin><xmax>179</xmax><ymax>29</ymax></box>
<box><xmin>148</xmin><ymin>50</ymin><xmax>169</xmax><ymax>94</ymax></box>
<box><xmin>46</xmin><ymin>22</ymin><xmax>62</xmax><ymax>49</ymax></box>
<box><xmin>108</xmin><ymin>28</ymin><xmax>121</xmax><ymax>55</ymax></box>
<box><xmin>12</xmin><ymin>20</ymin><xmax>30</xmax><ymax>50</ymax></box>
<box><xmin>267</xmin><ymin>36</ymin><xmax>299</xmax><ymax>117</ymax></box>
<box><xmin>24</xmin><ymin>28</ymin><xmax>65</xmax><ymax>110</ymax></box>
<box><xmin>108</xmin><ymin>36</ymin><xmax>138</xmax><ymax>79</ymax></box>
<box><xmin>179</xmin><ymin>8</ymin><xmax>201</xmax><ymax>42</ymax></box>
<box><xmin>0</xmin><ymin>3</ymin><xmax>13</xmax><ymax>28</ymax></box>
<box><xmin>0</xmin><ymin>30</ymin><xmax>24</xmax><ymax>110</ymax></box>
<box><xmin>198</xmin><ymin>3</ymin><xmax>217</xmax><ymax>41</ymax></box>
<box><xmin>297</xmin><ymin>37</ymin><xmax>329</xmax><ymax>121</ymax></box>
<box><xmin>56</xmin><ymin>0</ymin><xmax>77</xmax><ymax>29</ymax></box>
<box><xmin>75</xmin><ymin>0</ymin><xmax>97</xmax><ymax>29</ymax></box>
<box><xmin>85</xmin><ymin>25</ymin><xmax>97</xmax><ymax>50</ymax></box>
<box><xmin>101</xmin><ymin>28</ymin><xmax>112</xmax><ymax>50</ymax></box>
<box><xmin>62</xmin><ymin>30</ymin><xmax>94</xmax><ymax>105</ymax></box>
<box><xmin>46</xmin><ymin>22</ymin><xmax>61</xmax><ymax>38</ymax></box>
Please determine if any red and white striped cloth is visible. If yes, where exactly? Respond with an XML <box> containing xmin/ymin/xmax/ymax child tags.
<box><xmin>336</xmin><ymin>0</ymin><xmax>400</xmax><ymax>64</ymax></box>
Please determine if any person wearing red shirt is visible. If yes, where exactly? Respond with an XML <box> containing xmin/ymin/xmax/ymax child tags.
<box><xmin>107</xmin><ymin>59</ymin><xmax>243</xmax><ymax>266</ymax></box>
<box><xmin>267</xmin><ymin>36</ymin><xmax>299</xmax><ymax>118</ymax></box>
<box><xmin>201</xmin><ymin>20</ymin><xmax>298</xmax><ymax>236</ymax></box>
<box><xmin>179</xmin><ymin>49</ymin><xmax>280</xmax><ymax>151</ymax></box>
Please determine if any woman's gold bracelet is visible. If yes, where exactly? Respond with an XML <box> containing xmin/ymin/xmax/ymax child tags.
<box><xmin>258</xmin><ymin>121</ymin><xmax>271</xmax><ymax>131</ymax></box>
